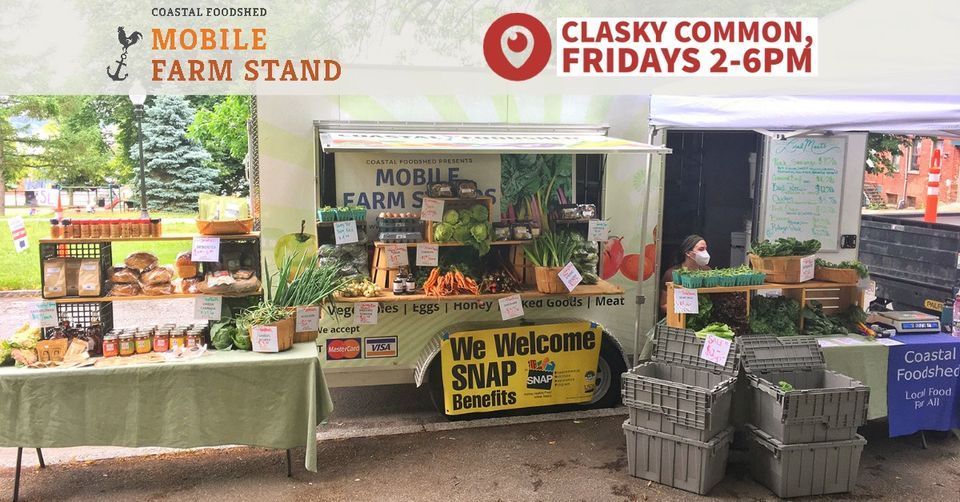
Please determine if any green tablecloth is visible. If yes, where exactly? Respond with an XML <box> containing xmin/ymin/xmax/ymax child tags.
<box><xmin>817</xmin><ymin>335</ymin><xmax>889</xmax><ymax>420</ymax></box>
<box><xmin>0</xmin><ymin>342</ymin><xmax>333</xmax><ymax>471</ymax></box>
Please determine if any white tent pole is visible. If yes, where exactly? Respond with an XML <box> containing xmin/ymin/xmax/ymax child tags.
<box><xmin>633</xmin><ymin>126</ymin><xmax>658</xmax><ymax>365</ymax></box>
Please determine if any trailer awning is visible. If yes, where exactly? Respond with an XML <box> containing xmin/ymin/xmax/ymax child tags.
<box><xmin>649</xmin><ymin>96</ymin><xmax>960</xmax><ymax>137</ymax></box>
<box><xmin>316</xmin><ymin>123</ymin><xmax>670</xmax><ymax>154</ymax></box>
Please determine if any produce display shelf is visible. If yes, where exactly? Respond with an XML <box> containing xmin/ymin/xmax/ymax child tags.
<box><xmin>39</xmin><ymin>233</ymin><xmax>260</xmax><ymax>244</ymax></box>
<box><xmin>373</xmin><ymin>240</ymin><xmax>528</xmax><ymax>248</ymax></box>
<box><xmin>666</xmin><ymin>280</ymin><xmax>858</xmax><ymax>292</ymax></box>
<box><xmin>316</xmin><ymin>220</ymin><xmax>367</xmax><ymax>226</ymax></box>
<box><xmin>334</xmin><ymin>280</ymin><xmax>623</xmax><ymax>303</ymax></box>
<box><xmin>50</xmin><ymin>291</ymin><xmax>263</xmax><ymax>303</ymax></box>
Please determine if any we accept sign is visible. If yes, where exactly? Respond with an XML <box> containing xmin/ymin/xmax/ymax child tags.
<box><xmin>439</xmin><ymin>321</ymin><xmax>602</xmax><ymax>415</ymax></box>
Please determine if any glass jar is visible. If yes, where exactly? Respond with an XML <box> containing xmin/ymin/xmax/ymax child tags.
<box><xmin>118</xmin><ymin>333</ymin><xmax>136</xmax><ymax>356</ymax></box>
<box><xmin>169</xmin><ymin>330</ymin><xmax>187</xmax><ymax>351</ymax></box>
<box><xmin>90</xmin><ymin>219</ymin><xmax>102</xmax><ymax>238</ymax></box>
<box><xmin>102</xmin><ymin>333</ymin><xmax>119</xmax><ymax>357</ymax></box>
<box><xmin>186</xmin><ymin>331</ymin><xmax>202</xmax><ymax>349</ymax></box>
<box><xmin>78</xmin><ymin>220</ymin><xmax>90</xmax><ymax>239</ymax></box>
<box><xmin>61</xmin><ymin>219</ymin><xmax>72</xmax><ymax>239</ymax></box>
<box><xmin>129</xmin><ymin>219</ymin><xmax>141</xmax><ymax>237</ymax></box>
<box><xmin>72</xmin><ymin>220</ymin><xmax>82</xmax><ymax>238</ymax></box>
<box><xmin>139</xmin><ymin>219</ymin><xmax>151</xmax><ymax>237</ymax></box>
<box><xmin>134</xmin><ymin>331</ymin><xmax>151</xmax><ymax>354</ymax></box>
<box><xmin>49</xmin><ymin>219</ymin><xmax>61</xmax><ymax>239</ymax></box>
<box><xmin>110</xmin><ymin>219</ymin><xmax>122</xmax><ymax>238</ymax></box>
<box><xmin>153</xmin><ymin>330</ymin><xmax>170</xmax><ymax>352</ymax></box>
<box><xmin>151</xmin><ymin>219</ymin><xmax>162</xmax><ymax>237</ymax></box>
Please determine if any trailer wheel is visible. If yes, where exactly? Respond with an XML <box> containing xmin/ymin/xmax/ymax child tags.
<box><xmin>426</xmin><ymin>333</ymin><xmax>626</xmax><ymax>416</ymax></box>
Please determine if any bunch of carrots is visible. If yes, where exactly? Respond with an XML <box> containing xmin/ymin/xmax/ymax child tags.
<box><xmin>423</xmin><ymin>268</ymin><xmax>479</xmax><ymax>296</ymax></box>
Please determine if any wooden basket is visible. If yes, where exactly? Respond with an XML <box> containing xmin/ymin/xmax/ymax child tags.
<box><xmin>286</xmin><ymin>307</ymin><xmax>320</xmax><ymax>343</ymax></box>
<box><xmin>814</xmin><ymin>266</ymin><xmax>860</xmax><ymax>284</ymax></box>
<box><xmin>749</xmin><ymin>254</ymin><xmax>811</xmax><ymax>284</ymax></box>
<box><xmin>534</xmin><ymin>267</ymin><xmax>567</xmax><ymax>294</ymax></box>
<box><xmin>249</xmin><ymin>317</ymin><xmax>295</xmax><ymax>352</ymax></box>
<box><xmin>196</xmin><ymin>218</ymin><xmax>254</xmax><ymax>235</ymax></box>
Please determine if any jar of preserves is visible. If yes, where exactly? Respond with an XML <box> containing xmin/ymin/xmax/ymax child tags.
<box><xmin>151</xmin><ymin>219</ymin><xmax>162</xmax><ymax>237</ymax></box>
<box><xmin>78</xmin><ymin>220</ymin><xmax>89</xmax><ymax>239</ymax></box>
<box><xmin>186</xmin><ymin>331</ymin><xmax>202</xmax><ymax>349</ymax></box>
<box><xmin>118</xmin><ymin>333</ymin><xmax>135</xmax><ymax>356</ymax></box>
<box><xmin>134</xmin><ymin>331</ymin><xmax>151</xmax><ymax>354</ymax></box>
<box><xmin>110</xmin><ymin>219</ymin><xmax>122</xmax><ymax>238</ymax></box>
<box><xmin>139</xmin><ymin>219</ymin><xmax>151</xmax><ymax>236</ymax></box>
<box><xmin>129</xmin><ymin>219</ymin><xmax>141</xmax><ymax>238</ymax></box>
<box><xmin>169</xmin><ymin>330</ymin><xmax>186</xmax><ymax>351</ymax></box>
<box><xmin>72</xmin><ymin>220</ymin><xmax>83</xmax><ymax>238</ymax></box>
<box><xmin>102</xmin><ymin>333</ymin><xmax>119</xmax><ymax>357</ymax></box>
<box><xmin>89</xmin><ymin>220</ymin><xmax>101</xmax><ymax>238</ymax></box>
<box><xmin>49</xmin><ymin>219</ymin><xmax>61</xmax><ymax>239</ymax></box>
<box><xmin>61</xmin><ymin>219</ymin><xmax>72</xmax><ymax>239</ymax></box>
<box><xmin>153</xmin><ymin>330</ymin><xmax>170</xmax><ymax>352</ymax></box>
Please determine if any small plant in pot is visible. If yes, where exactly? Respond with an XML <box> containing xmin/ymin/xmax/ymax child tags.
<box><xmin>523</xmin><ymin>231</ymin><xmax>578</xmax><ymax>293</ymax></box>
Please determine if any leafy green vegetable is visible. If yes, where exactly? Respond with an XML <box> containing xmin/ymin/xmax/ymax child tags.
<box><xmin>802</xmin><ymin>301</ymin><xmax>853</xmax><ymax>337</ymax></box>
<box><xmin>233</xmin><ymin>330</ymin><xmax>252</xmax><ymax>351</ymax></box>
<box><xmin>500</xmin><ymin>154</ymin><xmax>572</xmax><ymax>223</ymax></box>
<box><xmin>443</xmin><ymin>209</ymin><xmax>459</xmax><ymax>225</ymax></box>
<box><xmin>685</xmin><ymin>295</ymin><xmax>714</xmax><ymax>331</ymax></box>
<box><xmin>750</xmin><ymin>295</ymin><xmax>801</xmax><ymax>336</ymax></box>
<box><xmin>0</xmin><ymin>340</ymin><xmax>11</xmax><ymax>366</ymax></box>
<box><xmin>453</xmin><ymin>225</ymin><xmax>472</xmax><ymax>243</ymax></box>
<box><xmin>434</xmin><ymin>222</ymin><xmax>454</xmax><ymax>242</ymax></box>
<box><xmin>470</xmin><ymin>205</ymin><xmax>488</xmax><ymax>222</ymax></box>
<box><xmin>470</xmin><ymin>223</ymin><xmax>488</xmax><ymax>241</ymax></box>
<box><xmin>211</xmin><ymin>321</ymin><xmax>238</xmax><ymax>350</ymax></box>
<box><xmin>778</xmin><ymin>381</ymin><xmax>795</xmax><ymax>392</ymax></box>
<box><xmin>235</xmin><ymin>302</ymin><xmax>292</xmax><ymax>333</ymax></box>
<box><xmin>267</xmin><ymin>252</ymin><xmax>346</xmax><ymax>308</ymax></box>
<box><xmin>523</xmin><ymin>231</ymin><xmax>578</xmax><ymax>268</ymax></box>
<box><xmin>815</xmin><ymin>259</ymin><xmax>869</xmax><ymax>278</ymax></box>
<box><xmin>751</xmin><ymin>238</ymin><xmax>822</xmax><ymax>257</ymax></box>
<box><xmin>696</xmin><ymin>322</ymin><xmax>735</xmax><ymax>340</ymax></box>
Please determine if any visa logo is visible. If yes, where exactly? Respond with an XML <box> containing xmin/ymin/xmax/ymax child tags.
<box><xmin>364</xmin><ymin>336</ymin><xmax>398</xmax><ymax>358</ymax></box>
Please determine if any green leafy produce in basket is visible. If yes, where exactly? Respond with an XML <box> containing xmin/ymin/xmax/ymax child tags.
<box><xmin>750</xmin><ymin>295</ymin><xmax>801</xmax><ymax>336</ymax></box>
<box><xmin>751</xmin><ymin>238</ymin><xmax>821</xmax><ymax>257</ymax></box>
<box><xmin>801</xmin><ymin>301</ymin><xmax>853</xmax><ymax>337</ymax></box>
<box><xmin>815</xmin><ymin>258</ymin><xmax>869</xmax><ymax>279</ymax></box>
<box><xmin>442</xmin><ymin>209</ymin><xmax>459</xmax><ymax>225</ymax></box>
<box><xmin>695</xmin><ymin>322</ymin><xmax>735</xmax><ymax>341</ymax></box>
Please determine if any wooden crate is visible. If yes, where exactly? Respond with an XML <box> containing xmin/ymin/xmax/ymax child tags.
<box><xmin>424</xmin><ymin>196</ymin><xmax>494</xmax><ymax>243</ymax></box>
<box><xmin>814</xmin><ymin>267</ymin><xmax>859</xmax><ymax>284</ymax></box>
<box><xmin>749</xmin><ymin>254</ymin><xmax>812</xmax><ymax>284</ymax></box>
<box><xmin>370</xmin><ymin>245</ymin><xmax>401</xmax><ymax>289</ymax></box>
<box><xmin>509</xmin><ymin>245</ymin><xmax>537</xmax><ymax>287</ymax></box>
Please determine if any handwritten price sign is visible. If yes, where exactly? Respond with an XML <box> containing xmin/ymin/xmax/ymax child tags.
<box><xmin>673</xmin><ymin>288</ymin><xmax>699</xmax><ymax>314</ymax></box>
<box><xmin>193</xmin><ymin>295</ymin><xmax>222</xmax><ymax>320</ymax></box>
<box><xmin>700</xmin><ymin>334</ymin><xmax>732</xmax><ymax>366</ymax></box>
<box><xmin>356</xmin><ymin>302</ymin><xmax>379</xmax><ymax>325</ymax></box>
<box><xmin>296</xmin><ymin>306</ymin><xmax>321</xmax><ymax>332</ymax></box>
<box><xmin>416</xmin><ymin>243</ymin><xmax>439</xmax><ymax>267</ymax></box>
<box><xmin>558</xmin><ymin>262</ymin><xmax>583</xmax><ymax>292</ymax></box>
<box><xmin>334</xmin><ymin>220</ymin><xmax>359</xmax><ymax>245</ymax></box>
<box><xmin>420</xmin><ymin>198</ymin><xmax>444</xmax><ymax>222</ymax></box>
<box><xmin>587</xmin><ymin>220</ymin><xmax>609</xmax><ymax>242</ymax></box>
<box><xmin>30</xmin><ymin>301</ymin><xmax>57</xmax><ymax>328</ymax></box>
<box><xmin>799</xmin><ymin>255</ymin><xmax>816</xmax><ymax>282</ymax></box>
<box><xmin>191</xmin><ymin>236</ymin><xmax>221</xmax><ymax>262</ymax></box>
<box><xmin>498</xmin><ymin>294</ymin><xmax>524</xmax><ymax>320</ymax></box>
<box><xmin>386</xmin><ymin>245</ymin><xmax>409</xmax><ymax>268</ymax></box>
<box><xmin>251</xmin><ymin>326</ymin><xmax>280</xmax><ymax>353</ymax></box>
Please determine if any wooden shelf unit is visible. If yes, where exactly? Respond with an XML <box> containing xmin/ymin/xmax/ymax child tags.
<box><xmin>39</xmin><ymin>233</ymin><xmax>259</xmax><ymax>244</ymax></box>
<box><xmin>51</xmin><ymin>291</ymin><xmax>263</xmax><ymax>304</ymax></box>
<box><xmin>665</xmin><ymin>281</ymin><xmax>863</xmax><ymax>331</ymax></box>
<box><xmin>335</xmin><ymin>280</ymin><xmax>624</xmax><ymax>303</ymax></box>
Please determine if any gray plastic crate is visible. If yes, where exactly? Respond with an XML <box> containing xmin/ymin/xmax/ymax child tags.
<box><xmin>746</xmin><ymin>424</ymin><xmax>866</xmax><ymax>498</ymax></box>
<box><xmin>622</xmin><ymin>326</ymin><xmax>738</xmax><ymax>441</ymax></box>
<box><xmin>623</xmin><ymin>421</ymin><xmax>734</xmax><ymax>495</ymax></box>
<box><xmin>739</xmin><ymin>336</ymin><xmax>870</xmax><ymax>444</ymax></box>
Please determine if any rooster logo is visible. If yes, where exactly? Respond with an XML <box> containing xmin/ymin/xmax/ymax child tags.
<box><xmin>107</xmin><ymin>26</ymin><xmax>143</xmax><ymax>81</ymax></box>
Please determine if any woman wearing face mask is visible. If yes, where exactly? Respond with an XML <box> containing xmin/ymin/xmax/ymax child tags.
<box><xmin>660</xmin><ymin>234</ymin><xmax>710</xmax><ymax>314</ymax></box>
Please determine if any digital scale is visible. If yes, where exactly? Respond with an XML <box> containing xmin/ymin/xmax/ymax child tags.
<box><xmin>874</xmin><ymin>311</ymin><xmax>941</xmax><ymax>334</ymax></box>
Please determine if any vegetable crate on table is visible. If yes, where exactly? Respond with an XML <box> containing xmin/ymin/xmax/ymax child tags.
<box><xmin>424</xmin><ymin>196</ymin><xmax>494</xmax><ymax>243</ymax></box>
<box><xmin>739</xmin><ymin>336</ymin><xmax>869</xmax><ymax>498</ymax></box>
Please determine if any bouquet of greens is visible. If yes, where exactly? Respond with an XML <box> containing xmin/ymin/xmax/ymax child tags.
<box><xmin>523</xmin><ymin>231</ymin><xmax>578</xmax><ymax>268</ymax></box>
<box><xmin>815</xmin><ymin>259</ymin><xmax>869</xmax><ymax>278</ymax></box>
<box><xmin>751</xmin><ymin>238</ymin><xmax>821</xmax><ymax>257</ymax></box>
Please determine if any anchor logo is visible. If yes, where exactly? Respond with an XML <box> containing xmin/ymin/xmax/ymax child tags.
<box><xmin>107</xmin><ymin>26</ymin><xmax>143</xmax><ymax>81</ymax></box>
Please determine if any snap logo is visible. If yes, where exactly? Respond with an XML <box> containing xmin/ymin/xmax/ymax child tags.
<box><xmin>364</xmin><ymin>336</ymin><xmax>398</xmax><ymax>358</ymax></box>
<box><xmin>483</xmin><ymin>13</ymin><xmax>551</xmax><ymax>81</ymax></box>
<box><xmin>326</xmin><ymin>338</ymin><xmax>362</xmax><ymax>360</ymax></box>
<box><xmin>526</xmin><ymin>357</ymin><xmax>556</xmax><ymax>390</ymax></box>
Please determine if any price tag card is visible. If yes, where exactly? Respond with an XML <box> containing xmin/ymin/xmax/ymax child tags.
<box><xmin>673</xmin><ymin>288</ymin><xmax>699</xmax><ymax>314</ymax></box>
<box><xmin>586</xmin><ymin>220</ymin><xmax>609</xmax><ymax>242</ymax></box>
<box><xmin>420</xmin><ymin>198</ymin><xmax>445</xmax><ymax>222</ymax></box>
<box><xmin>356</xmin><ymin>302</ymin><xmax>379</xmax><ymax>325</ymax></box>
<box><xmin>8</xmin><ymin>216</ymin><xmax>27</xmax><ymax>253</ymax></box>
<box><xmin>757</xmin><ymin>288</ymin><xmax>783</xmax><ymax>298</ymax></box>
<box><xmin>558</xmin><ymin>262</ymin><xmax>583</xmax><ymax>292</ymax></box>
<box><xmin>799</xmin><ymin>255</ymin><xmax>816</xmax><ymax>282</ymax></box>
<box><xmin>296</xmin><ymin>306</ymin><xmax>321</xmax><ymax>332</ymax></box>
<box><xmin>193</xmin><ymin>295</ymin><xmax>222</xmax><ymax>320</ymax></box>
<box><xmin>700</xmin><ymin>334</ymin><xmax>732</xmax><ymax>366</ymax></box>
<box><xmin>334</xmin><ymin>220</ymin><xmax>359</xmax><ymax>245</ymax></box>
<box><xmin>191</xmin><ymin>236</ymin><xmax>221</xmax><ymax>262</ymax></box>
<box><xmin>251</xmin><ymin>326</ymin><xmax>279</xmax><ymax>353</ymax></box>
<box><xmin>386</xmin><ymin>245</ymin><xmax>409</xmax><ymax>268</ymax></box>
<box><xmin>498</xmin><ymin>294</ymin><xmax>524</xmax><ymax>320</ymax></box>
<box><xmin>416</xmin><ymin>243</ymin><xmax>439</xmax><ymax>267</ymax></box>
<box><xmin>30</xmin><ymin>301</ymin><xmax>57</xmax><ymax>328</ymax></box>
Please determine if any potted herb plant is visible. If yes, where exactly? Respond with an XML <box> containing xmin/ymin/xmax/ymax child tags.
<box><xmin>523</xmin><ymin>231</ymin><xmax>578</xmax><ymax>293</ymax></box>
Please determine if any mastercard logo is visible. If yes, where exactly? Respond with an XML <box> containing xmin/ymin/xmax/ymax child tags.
<box><xmin>326</xmin><ymin>338</ymin><xmax>362</xmax><ymax>360</ymax></box>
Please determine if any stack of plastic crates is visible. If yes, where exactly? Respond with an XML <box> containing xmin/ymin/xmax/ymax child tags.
<box><xmin>38</xmin><ymin>240</ymin><xmax>113</xmax><ymax>337</ymax></box>
<box><xmin>620</xmin><ymin>326</ymin><xmax>738</xmax><ymax>495</ymax></box>
<box><xmin>739</xmin><ymin>336</ymin><xmax>870</xmax><ymax>498</ymax></box>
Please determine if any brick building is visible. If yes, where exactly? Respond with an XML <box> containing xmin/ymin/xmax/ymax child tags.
<box><xmin>863</xmin><ymin>137</ymin><xmax>960</xmax><ymax>208</ymax></box>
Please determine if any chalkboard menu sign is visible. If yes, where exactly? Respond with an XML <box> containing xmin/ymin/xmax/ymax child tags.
<box><xmin>762</xmin><ymin>136</ymin><xmax>846</xmax><ymax>251</ymax></box>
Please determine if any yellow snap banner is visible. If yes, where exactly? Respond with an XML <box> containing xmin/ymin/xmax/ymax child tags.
<box><xmin>440</xmin><ymin>321</ymin><xmax>602</xmax><ymax>415</ymax></box>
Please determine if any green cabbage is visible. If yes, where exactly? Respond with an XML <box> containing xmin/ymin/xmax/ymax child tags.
<box><xmin>443</xmin><ymin>209</ymin><xmax>459</xmax><ymax>225</ymax></box>
<box><xmin>458</xmin><ymin>209</ymin><xmax>473</xmax><ymax>224</ymax></box>
<box><xmin>233</xmin><ymin>329</ymin><xmax>252</xmax><ymax>351</ymax></box>
<box><xmin>434</xmin><ymin>222</ymin><xmax>454</xmax><ymax>242</ymax></box>
<box><xmin>211</xmin><ymin>321</ymin><xmax>237</xmax><ymax>350</ymax></box>
<box><xmin>470</xmin><ymin>205</ymin><xmax>489</xmax><ymax>222</ymax></box>
<box><xmin>453</xmin><ymin>225</ymin><xmax>473</xmax><ymax>243</ymax></box>
<box><xmin>470</xmin><ymin>223</ymin><xmax>489</xmax><ymax>241</ymax></box>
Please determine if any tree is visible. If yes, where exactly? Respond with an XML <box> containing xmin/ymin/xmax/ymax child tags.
<box><xmin>134</xmin><ymin>96</ymin><xmax>215</xmax><ymax>212</ymax></box>
<box><xmin>866</xmin><ymin>133</ymin><xmax>913</xmax><ymax>176</ymax></box>
<box><xmin>0</xmin><ymin>96</ymin><xmax>57</xmax><ymax>216</ymax></box>
<box><xmin>187</xmin><ymin>95</ymin><xmax>250</xmax><ymax>195</ymax></box>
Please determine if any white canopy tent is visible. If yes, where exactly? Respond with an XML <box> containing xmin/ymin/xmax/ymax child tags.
<box><xmin>649</xmin><ymin>95</ymin><xmax>960</xmax><ymax>137</ymax></box>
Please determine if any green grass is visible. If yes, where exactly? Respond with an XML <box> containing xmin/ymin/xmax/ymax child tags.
<box><xmin>0</xmin><ymin>214</ymin><xmax>197</xmax><ymax>290</ymax></box>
